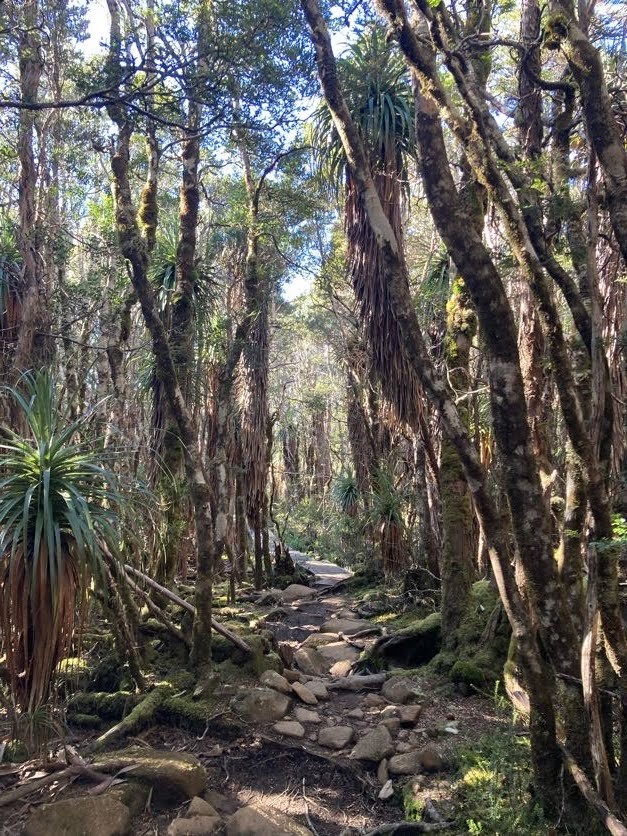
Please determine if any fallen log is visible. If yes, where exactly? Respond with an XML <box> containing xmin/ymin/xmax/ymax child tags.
<box><xmin>123</xmin><ymin>565</ymin><xmax>251</xmax><ymax>653</ymax></box>
<box><xmin>90</xmin><ymin>685</ymin><xmax>172</xmax><ymax>752</ymax></box>
<box><xmin>327</xmin><ymin>673</ymin><xmax>387</xmax><ymax>691</ymax></box>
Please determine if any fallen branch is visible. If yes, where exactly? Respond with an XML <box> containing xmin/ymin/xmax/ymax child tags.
<box><xmin>90</xmin><ymin>685</ymin><xmax>172</xmax><ymax>752</ymax></box>
<box><xmin>560</xmin><ymin>745</ymin><xmax>627</xmax><ymax>836</ymax></box>
<box><xmin>124</xmin><ymin>572</ymin><xmax>190</xmax><ymax>649</ymax></box>
<box><xmin>327</xmin><ymin>673</ymin><xmax>387</xmax><ymax>691</ymax></box>
<box><xmin>363</xmin><ymin>823</ymin><xmax>454</xmax><ymax>834</ymax></box>
<box><xmin>123</xmin><ymin>565</ymin><xmax>251</xmax><ymax>653</ymax></box>
<box><xmin>0</xmin><ymin>762</ymin><xmax>111</xmax><ymax>809</ymax></box>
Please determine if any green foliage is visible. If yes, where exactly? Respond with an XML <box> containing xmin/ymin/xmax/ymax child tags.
<box><xmin>308</xmin><ymin>24</ymin><xmax>415</xmax><ymax>196</ymax></box>
<box><xmin>0</xmin><ymin>372</ymin><xmax>129</xmax><ymax>711</ymax></box>
<box><xmin>455</xmin><ymin>731</ymin><xmax>546</xmax><ymax>834</ymax></box>
<box><xmin>332</xmin><ymin>470</ymin><xmax>360</xmax><ymax>514</ymax></box>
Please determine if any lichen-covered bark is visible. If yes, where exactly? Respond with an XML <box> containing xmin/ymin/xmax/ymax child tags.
<box><xmin>440</xmin><ymin>276</ymin><xmax>476</xmax><ymax>649</ymax></box>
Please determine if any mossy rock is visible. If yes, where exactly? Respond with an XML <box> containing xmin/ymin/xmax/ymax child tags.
<box><xmin>450</xmin><ymin>660</ymin><xmax>487</xmax><ymax>693</ymax></box>
<box><xmin>91</xmin><ymin>654</ymin><xmax>123</xmax><ymax>692</ymax></box>
<box><xmin>367</xmin><ymin>612</ymin><xmax>442</xmax><ymax>669</ymax></box>
<box><xmin>165</xmin><ymin>670</ymin><xmax>197</xmax><ymax>692</ymax></box>
<box><xmin>95</xmin><ymin>747</ymin><xmax>206</xmax><ymax>809</ymax></box>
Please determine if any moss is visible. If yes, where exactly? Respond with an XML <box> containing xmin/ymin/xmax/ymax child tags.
<box><xmin>67</xmin><ymin>690</ymin><xmax>141</xmax><ymax>721</ymax></box>
<box><xmin>68</xmin><ymin>713</ymin><xmax>102</xmax><ymax>729</ymax></box>
<box><xmin>543</xmin><ymin>13</ymin><xmax>570</xmax><ymax>50</ymax></box>
<box><xmin>365</xmin><ymin>611</ymin><xmax>442</xmax><ymax>669</ymax></box>
<box><xmin>451</xmin><ymin>660</ymin><xmax>486</xmax><ymax>692</ymax></box>
<box><xmin>158</xmin><ymin>696</ymin><xmax>215</xmax><ymax>732</ymax></box>
<box><xmin>165</xmin><ymin>670</ymin><xmax>196</xmax><ymax>692</ymax></box>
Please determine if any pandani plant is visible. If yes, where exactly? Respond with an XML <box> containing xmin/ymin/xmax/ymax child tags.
<box><xmin>0</xmin><ymin>372</ymin><xmax>123</xmax><ymax>713</ymax></box>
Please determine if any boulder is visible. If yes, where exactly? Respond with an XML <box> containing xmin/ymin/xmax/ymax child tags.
<box><xmin>283</xmin><ymin>669</ymin><xmax>301</xmax><ymax>683</ymax></box>
<box><xmin>350</xmin><ymin>727</ymin><xmax>394</xmax><ymax>762</ymax></box>
<box><xmin>294</xmin><ymin>708</ymin><xmax>321</xmax><ymax>724</ymax></box>
<box><xmin>399</xmin><ymin>704</ymin><xmax>422</xmax><ymax>726</ymax></box>
<box><xmin>346</xmin><ymin>708</ymin><xmax>364</xmax><ymax>720</ymax></box>
<box><xmin>321</xmin><ymin>618</ymin><xmax>371</xmax><ymax>635</ymax></box>
<box><xmin>317</xmin><ymin>642</ymin><xmax>360</xmax><ymax>664</ymax></box>
<box><xmin>257</xmin><ymin>589</ymin><xmax>284</xmax><ymax>606</ymax></box>
<box><xmin>231</xmin><ymin>688</ymin><xmax>291</xmax><ymax>724</ymax></box>
<box><xmin>318</xmin><ymin>726</ymin><xmax>355</xmax><ymax>750</ymax></box>
<box><xmin>303</xmin><ymin>679</ymin><xmax>329</xmax><ymax>700</ymax></box>
<box><xmin>388</xmin><ymin>750</ymin><xmax>423</xmax><ymax>775</ymax></box>
<box><xmin>362</xmin><ymin>694</ymin><xmax>386</xmax><ymax>708</ymax></box>
<box><xmin>227</xmin><ymin>805</ymin><xmax>312</xmax><ymax>835</ymax></box>
<box><xmin>204</xmin><ymin>790</ymin><xmax>239</xmax><ymax>816</ymax></box>
<box><xmin>273</xmin><ymin>720</ymin><xmax>306</xmax><ymax>738</ymax></box>
<box><xmin>167</xmin><ymin>817</ymin><xmax>222</xmax><ymax>836</ymax></box>
<box><xmin>329</xmin><ymin>660</ymin><xmax>353</xmax><ymax>677</ymax></box>
<box><xmin>301</xmin><ymin>633</ymin><xmax>340</xmax><ymax>648</ymax></box>
<box><xmin>23</xmin><ymin>796</ymin><xmax>131</xmax><ymax>836</ymax></box>
<box><xmin>281</xmin><ymin>584</ymin><xmax>316</xmax><ymax>603</ymax></box>
<box><xmin>294</xmin><ymin>648</ymin><xmax>329</xmax><ymax>677</ymax></box>
<box><xmin>96</xmin><ymin>748</ymin><xmax>206</xmax><ymax>808</ymax></box>
<box><xmin>260</xmin><ymin>670</ymin><xmax>293</xmax><ymax>695</ymax></box>
<box><xmin>188</xmin><ymin>798</ymin><xmax>220</xmax><ymax>818</ymax></box>
<box><xmin>291</xmin><ymin>681</ymin><xmax>318</xmax><ymax>705</ymax></box>
<box><xmin>419</xmin><ymin>746</ymin><xmax>445</xmax><ymax>773</ymax></box>
<box><xmin>381</xmin><ymin>676</ymin><xmax>416</xmax><ymax>705</ymax></box>
<box><xmin>379</xmin><ymin>718</ymin><xmax>401</xmax><ymax>734</ymax></box>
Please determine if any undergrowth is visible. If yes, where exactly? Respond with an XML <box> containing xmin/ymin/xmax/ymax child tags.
<box><xmin>454</xmin><ymin>728</ymin><xmax>546</xmax><ymax>835</ymax></box>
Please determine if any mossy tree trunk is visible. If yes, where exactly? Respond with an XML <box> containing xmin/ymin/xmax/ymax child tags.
<box><xmin>440</xmin><ymin>275</ymin><xmax>477</xmax><ymax>649</ymax></box>
<box><xmin>106</xmin><ymin>0</ymin><xmax>215</xmax><ymax>673</ymax></box>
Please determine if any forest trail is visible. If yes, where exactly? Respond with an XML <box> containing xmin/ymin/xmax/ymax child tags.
<box><xmin>289</xmin><ymin>549</ymin><xmax>353</xmax><ymax>589</ymax></box>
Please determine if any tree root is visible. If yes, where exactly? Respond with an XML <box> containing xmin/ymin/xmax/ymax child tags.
<box><xmin>90</xmin><ymin>685</ymin><xmax>172</xmax><ymax>752</ymax></box>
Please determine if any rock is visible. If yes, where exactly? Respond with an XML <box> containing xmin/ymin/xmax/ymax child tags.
<box><xmin>231</xmin><ymin>688</ymin><xmax>291</xmax><ymax>724</ymax></box>
<box><xmin>167</xmin><ymin>817</ymin><xmax>222</xmax><ymax>836</ymax></box>
<box><xmin>381</xmin><ymin>676</ymin><xmax>415</xmax><ymax>705</ymax></box>
<box><xmin>377</xmin><ymin>758</ymin><xmax>389</xmax><ymax>785</ymax></box>
<box><xmin>278</xmin><ymin>642</ymin><xmax>295</xmax><ymax>668</ymax></box>
<box><xmin>346</xmin><ymin>708</ymin><xmax>364</xmax><ymax>720</ymax></box>
<box><xmin>227</xmin><ymin>805</ymin><xmax>313</xmax><ymax>835</ymax></box>
<box><xmin>318</xmin><ymin>726</ymin><xmax>355</xmax><ymax>750</ymax></box>
<box><xmin>362</xmin><ymin>694</ymin><xmax>386</xmax><ymax>708</ymax></box>
<box><xmin>260</xmin><ymin>670</ymin><xmax>293</xmax><ymax>695</ymax></box>
<box><xmin>97</xmin><ymin>748</ymin><xmax>206</xmax><ymax>808</ymax></box>
<box><xmin>257</xmin><ymin>589</ymin><xmax>283</xmax><ymax>606</ymax></box>
<box><xmin>304</xmin><ymin>679</ymin><xmax>329</xmax><ymax>700</ymax></box>
<box><xmin>419</xmin><ymin>746</ymin><xmax>445</xmax><ymax>773</ymax></box>
<box><xmin>388</xmin><ymin>751</ymin><xmax>423</xmax><ymax>775</ymax></box>
<box><xmin>329</xmin><ymin>660</ymin><xmax>353</xmax><ymax>677</ymax></box>
<box><xmin>395</xmin><ymin>742</ymin><xmax>413</xmax><ymax>754</ymax></box>
<box><xmin>317</xmin><ymin>642</ymin><xmax>360</xmax><ymax>664</ymax></box>
<box><xmin>321</xmin><ymin>618</ymin><xmax>371</xmax><ymax>635</ymax></box>
<box><xmin>336</xmin><ymin>608</ymin><xmax>359</xmax><ymax>619</ymax></box>
<box><xmin>399</xmin><ymin>704</ymin><xmax>422</xmax><ymax>726</ymax></box>
<box><xmin>444</xmin><ymin>725</ymin><xmax>459</xmax><ymax>735</ymax></box>
<box><xmin>283</xmin><ymin>669</ymin><xmax>301</xmax><ymax>683</ymax></box>
<box><xmin>350</xmin><ymin>727</ymin><xmax>394</xmax><ymax>762</ymax></box>
<box><xmin>204</xmin><ymin>790</ymin><xmax>238</xmax><ymax>816</ymax></box>
<box><xmin>273</xmin><ymin>720</ymin><xmax>306</xmax><ymax>738</ymax></box>
<box><xmin>295</xmin><ymin>708</ymin><xmax>321</xmax><ymax>724</ymax></box>
<box><xmin>397</xmin><ymin>729</ymin><xmax>410</xmax><ymax>741</ymax></box>
<box><xmin>23</xmin><ymin>796</ymin><xmax>131</xmax><ymax>836</ymax></box>
<box><xmin>378</xmin><ymin>779</ymin><xmax>394</xmax><ymax>801</ymax></box>
<box><xmin>291</xmin><ymin>681</ymin><xmax>318</xmax><ymax>705</ymax></box>
<box><xmin>189</xmin><ymin>797</ymin><xmax>220</xmax><ymax>818</ymax></box>
<box><xmin>379</xmin><ymin>718</ymin><xmax>401</xmax><ymax>733</ymax></box>
<box><xmin>281</xmin><ymin>584</ymin><xmax>316</xmax><ymax>603</ymax></box>
<box><xmin>380</xmin><ymin>705</ymin><xmax>399</xmax><ymax>719</ymax></box>
<box><xmin>107</xmin><ymin>782</ymin><xmax>150</xmax><ymax>817</ymax></box>
<box><xmin>301</xmin><ymin>633</ymin><xmax>339</xmax><ymax>647</ymax></box>
<box><xmin>294</xmin><ymin>647</ymin><xmax>329</xmax><ymax>676</ymax></box>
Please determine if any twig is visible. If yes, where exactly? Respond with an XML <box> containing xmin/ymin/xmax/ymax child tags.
<box><xmin>302</xmin><ymin>778</ymin><xmax>320</xmax><ymax>836</ymax></box>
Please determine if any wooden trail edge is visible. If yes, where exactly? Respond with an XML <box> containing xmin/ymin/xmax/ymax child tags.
<box><xmin>123</xmin><ymin>564</ymin><xmax>251</xmax><ymax>653</ymax></box>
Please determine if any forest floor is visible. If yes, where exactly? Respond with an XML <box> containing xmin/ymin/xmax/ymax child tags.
<box><xmin>0</xmin><ymin>556</ymin><xmax>531</xmax><ymax>836</ymax></box>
